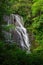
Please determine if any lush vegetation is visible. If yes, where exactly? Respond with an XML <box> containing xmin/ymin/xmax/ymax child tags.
<box><xmin>0</xmin><ymin>0</ymin><xmax>43</xmax><ymax>65</ymax></box>
<box><xmin>0</xmin><ymin>41</ymin><xmax>43</xmax><ymax>65</ymax></box>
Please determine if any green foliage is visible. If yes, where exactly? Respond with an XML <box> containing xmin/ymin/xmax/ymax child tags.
<box><xmin>31</xmin><ymin>0</ymin><xmax>43</xmax><ymax>45</ymax></box>
<box><xmin>0</xmin><ymin>42</ymin><xmax>43</xmax><ymax>65</ymax></box>
<box><xmin>10</xmin><ymin>0</ymin><xmax>32</xmax><ymax>22</ymax></box>
<box><xmin>3</xmin><ymin>24</ymin><xmax>15</xmax><ymax>32</ymax></box>
<box><xmin>32</xmin><ymin>0</ymin><xmax>43</xmax><ymax>16</ymax></box>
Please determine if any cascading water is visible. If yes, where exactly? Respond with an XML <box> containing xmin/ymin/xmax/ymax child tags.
<box><xmin>11</xmin><ymin>14</ymin><xmax>30</xmax><ymax>51</ymax></box>
<box><xmin>3</xmin><ymin>14</ymin><xmax>30</xmax><ymax>52</ymax></box>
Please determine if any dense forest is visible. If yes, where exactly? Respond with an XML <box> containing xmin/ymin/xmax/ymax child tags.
<box><xmin>0</xmin><ymin>0</ymin><xmax>43</xmax><ymax>65</ymax></box>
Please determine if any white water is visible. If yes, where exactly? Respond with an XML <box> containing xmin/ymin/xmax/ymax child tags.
<box><xmin>12</xmin><ymin>14</ymin><xmax>30</xmax><ymax>51</ymax></box>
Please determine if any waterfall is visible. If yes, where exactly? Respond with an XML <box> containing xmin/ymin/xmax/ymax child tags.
<box><xmin>11</xmin><ymin>14</ymin><xmax>30</xmax><ymax>51</ymax></box>
<box><xmin>3</xmin><ymin>14</ymin><xmax>30</xmax><ymax>52</ymax></box>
